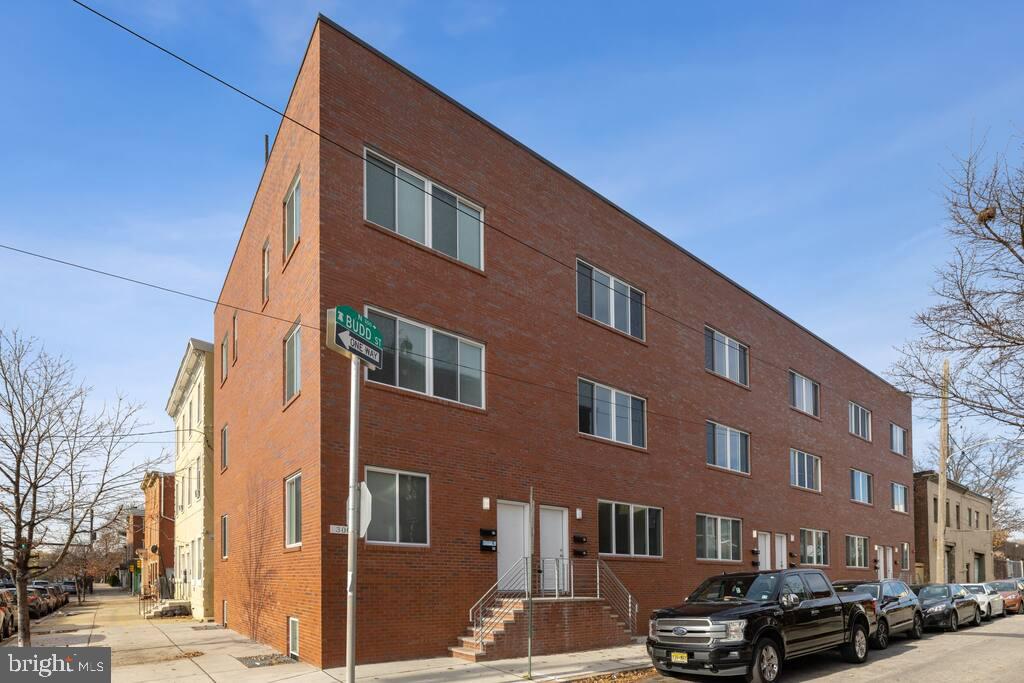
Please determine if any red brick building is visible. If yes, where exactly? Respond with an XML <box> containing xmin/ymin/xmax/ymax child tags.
<box><xmin>140</xmin><ymin>472</ymin><xmax>175</xmax><ymax>598</ymax></box>
<box><xmin>213</xmin><ymin>16</ymin><xmax>914</xmax><ymax>668</ymax></box>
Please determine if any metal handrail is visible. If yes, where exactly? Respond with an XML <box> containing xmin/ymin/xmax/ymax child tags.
<box><xmin>598</xmin><ymin>559</ymin><xmax>639</xmax><ymax>633</ymax></box>
<box><xmin>469</xmin><ymin>557</ymin><xmax>528</xmax><ymax>646</ymax></box>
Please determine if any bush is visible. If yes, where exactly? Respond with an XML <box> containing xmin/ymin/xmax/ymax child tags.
<box><xmin>107</xmin><ymin>574</ymin><xmax>120</xmax><ymax>587</ymax></box>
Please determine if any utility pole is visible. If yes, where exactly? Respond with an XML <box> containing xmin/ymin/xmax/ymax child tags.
<box><xmin>935</xmin><ymin>359</ymin><xmax>950</xmax><ymax>582</ymax></box>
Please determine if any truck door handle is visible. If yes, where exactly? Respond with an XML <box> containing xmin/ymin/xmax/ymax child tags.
<box><xmin>810</xmin><ymin>609</ymin><xmax>819</xmax><ymax>615</ymax></box>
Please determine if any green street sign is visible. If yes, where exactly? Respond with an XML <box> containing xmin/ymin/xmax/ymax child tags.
<box><xmin>326</xmin><ymin>306</ymin><xmax>384</xmax><ymax>369</ymax></box>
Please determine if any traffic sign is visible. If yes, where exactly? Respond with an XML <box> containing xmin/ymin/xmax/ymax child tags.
<box><xmin>345</xmin><ymin>481</ymin><xmax>373</xmax><ymax>538</ymax></box>
<box><xmin>326</xmin><ymin>306</ymin><xmax>383</xmax><ymax>369</ymax></box>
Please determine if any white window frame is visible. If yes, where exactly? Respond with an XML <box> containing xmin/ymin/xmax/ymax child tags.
<box><xmin>597</xmin><ymin>499</ymin><xmax>663</xmax><ymax>558</ymax></box>
<box><xmin>261</xmin><ymin>240</ymin><xmax>270</xmax><ymax>303</ymax></box>
<box><xmin>575</xmin><ymin>258</ymin><xmax>646</xmax><ymax>340</ymax></box>
<box><xmin>220</xmin><ymin>333</ymin><xmax>228</xmax><ymax>383</ymax></box>
<box><xmin>695</xmin><ymin>513</ymin><xmax>742</xmax><ymax>562</ymax></box>
<box><xmin>789</xmin><ymin>370</ymin><xmax>820</xmax><ymax>417</ymax></box>
<box><xmin>577</xmin><ymin>378</ymin><xmax>646</xmax><ymax>448</ymax></box>
<box><xmin>288</xmin><ymin>617</ymin><xmax>299</xmax><ymax>659</ymax></box>
<box><xmin>705</xmin><ymin>326</ymin><xmax>749</xmax><ymax>386</ymax></box>
<box><xmin>364</xmin><ymin>466</ymin><xmax>430</xmax><ymax>547</ymax></box>
<box><xmin>222</xmin><ymin>600</ymin><xmax>228</xmax><ymax>627</ymax></box>
<box><xmin>849</xmin><ymin>401</ymin><xmax>872</xmax><ymax>440</ymax></box>
<box><xmin>850</xmin><ymin>469</ymin><xmax>873</xmax><ymax>504</ymax></box>
<box><xmin>363</xmin><ymin>149</ymin><xmax>485</xmax><ymax>270</ymax></box>
<box><xmin>220</xmin><ymin>424</ymin><xmax>228</xmax><ymax>470</ymax></box>
<box><xmin>220</xmin><ymin>514</ymin><xmax>229</xmax><ymax>559</ymax></box>
<box><xmin>891</xmin><ymin>482</ymin><xmax>908</xmax><ymax>513</ymax></box>
<box><xmin>890</xmin><ymin>423</ymin><xmax>907</xmax><ymax>455</ymax></box>
<box><xmin>232</xmin><ymin>312</ymin><xmax>238</xmax><ymax>363</ymax></box>
<box><xmin>800</xmin><ymin>528</ymin><xmax>830</xmax><ymax>566</ymax></box>
<box><xmin>284</xmin><ymin>322</ymin><xmax>301</xmax><ymax>402</ymax></box>
<box><xmin>284</xmin><ymin>173</ymin><xmax>301</xmax><ymax>259</ymax></box>
<box><xmin>194</xmin><ymin>458</ymin><xmax>201</xmax><ymax>500</ymax></box>
<box><xmin>845</xmin><ymin>534</ymin><xmax>869</xmax><ymax>569</ymax></box>
<box><xmin>706</xmin><ymin>421</ymin><xmax>750</xmax><ymax>474</ymax></box>
<box><xmin>789</xmin><ymin>448</ymin><xmax>822</xmax><ymax>492</ymax></box>
<box><xmin>285</xmin><ymin>472</ymin><xmax>302</xmax><ymax>548</ymax></box>
<box><xmin>365</xmin><ymin>307</ymin><xmax>485</xmax><ymax>409</ymax></box>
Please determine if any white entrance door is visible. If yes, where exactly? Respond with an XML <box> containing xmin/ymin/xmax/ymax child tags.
<box><xmin>497</xmin><ymin>501</ymin><xmax>529</xmax><ymax>590</ymax></box>
<box><xmin>757</xmin><ymin>532</ymin><xmax>772</xmax><ymax>570</ymax></box>
<box><xmin>774</xmin><ymin>533</ymin><xmax>788</xmax><ymax>569</ymax></box>
<box><xmin>885</xmin><ymin>546</ymin><xmax>894</xmax><ymax>579</ymax></box>
<box><xmin>876</xmin><ymin>546</ymin><xmax>885</xmax><ymax>581</ymax></box>
<box><xmin>539</xmin><ymin>506</ymin><xmax>568</xmax><ymax>593</ymax></box>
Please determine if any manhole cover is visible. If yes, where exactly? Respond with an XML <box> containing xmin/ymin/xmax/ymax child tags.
<box><xmin>236</xmin><ymin>654</ymin><xmax>296</xmax><ymax>668</ymax></box>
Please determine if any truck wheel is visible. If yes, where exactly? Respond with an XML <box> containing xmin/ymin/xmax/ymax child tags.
<box><xmin>841</xmin><ymin>621</ymin><xmax>869</xmax><ymax>663</ymax></box>
<box><xmin>746</xmin><ymin>638</ymin><xmax>781</xmax><ymax>683</ymax></box>
<box><xmin>871</xmin><ymin>619</ymin><xmax>890</xmax><ymax>649</ymax></box>
<box><xmin>908</xmin><ymin>613</ymin><xmax>924</xmax><ymax>639</ymax></box>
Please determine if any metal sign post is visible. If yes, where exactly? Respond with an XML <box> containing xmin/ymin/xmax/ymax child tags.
<box><xmin>325</xmin><ymin>306</ymin><xmax>383</xmax><ymax>683</ymax></box>
<box><xmin>527</xmin><ymin>486</ymin><xmax>534</xmax><ymax>680</ymax></box>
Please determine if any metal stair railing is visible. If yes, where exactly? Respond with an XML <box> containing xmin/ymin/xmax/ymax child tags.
<box><xmin>597</xmin><ymin>559</ymin><xmax>639</xmax><ymax>633</ymax></box>
<box><xmin>468</xmin><ymin>556</ymin><xmax>528</xmax><ymax>648</ymax></box>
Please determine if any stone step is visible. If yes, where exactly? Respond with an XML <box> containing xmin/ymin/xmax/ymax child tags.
<box><xmin>448</xmin><ymin>646</ymin><xmax>485</xmax><ymax>662</ymax></box>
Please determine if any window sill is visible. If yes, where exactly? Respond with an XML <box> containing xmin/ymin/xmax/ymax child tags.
<box><xmin>695</xmin><ymin>558</ymin><xmax>744</xmax><ymax>565</ymax></box>
<box><xmin>283</xmin><ymin>545</ymin><xmax>302</xmax><ymax>554</ymax></box>
<box><xmin>790</xmin><ymin>485</ymin><xmax>822</xmax><ymax>495</ymax></box>
<box><xmin>578</xmin><ymin>432</ymin><xmax>647</xmax><ymax>453</ymax></box>
<box><xmin>365</xmin><ymin>379</ymin><xmax>487</xmax><ymax>415</ymax></box>
<box><xmin>850</xmin><ymin>499</ymin><xmax>874</xmax><ymax>508</ymax></box>
<box><xmin>282</xmin><ymin>239</ymin><xmax>301</xmax><ymax>273</ymax></box>
<box><xmin>576</xmin><ymin>313</ymin><xmax>648</xmax><ymax>346</ymax></box>
<box><xmin>790</xmin><ymin>405</ymin><xmax>821</xmax><ymax>421</ymax></box>
<box><xmin>598</xmin><ymin>554</ymin><xmax>663</xmax><ymax>561</ymax></box>
<box><xmin>849</xmin><ymin>432</ymin><xmax>872</xmax><ymax>444</ymax></box>
<box><xmin>706</xmin><ymin>463</ymin><xmax>752</xmax><ymax>479</ymax></box>
<box><xmin>364</xmin><ymin>221</ymin><xmax>487</xmax><ymax>277</ymax></box>
<box><xmin>365</xmin><ymin>541</ymin><xmax>431</xmax><ymax>551</ymax></box>
<box><xmin>890</xmin><ymin>450</ymin><xmax>908</xmax><ymax>458</ymax></box>
<box><xmin>890</xmin><ymin>509</ymin><xmax>910</xmax><ymax>516</ymax></box>
<box><xmin>283</xmin><ymin>392</ymin><xmax>302</xmax><ymax>412</ymax></box>
<box><xmin>704</xmin><ymin>368</ymin><xmax>751</xmax><ymax>391</ymax></box>
<box><xmin>845</xmin><ymin>566</ymin><xmax>872</xmax><ymax>571</ymax></box>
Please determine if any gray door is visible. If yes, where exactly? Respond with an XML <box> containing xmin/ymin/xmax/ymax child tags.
<box><xmin>497</xmin><ymin>501</ymin><xmax>528</xmax><ymax>590</ymax></box>
<box><xmin>539</xmin><ymin>506</ymin><xmax>568</xmax><ymax>593</ymax></box>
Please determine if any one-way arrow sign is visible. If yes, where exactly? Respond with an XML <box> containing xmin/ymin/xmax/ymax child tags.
<box><xmin>326</xmin><ymin>305</ymin><xmax>384</xmax><ymax>369</ymax></box>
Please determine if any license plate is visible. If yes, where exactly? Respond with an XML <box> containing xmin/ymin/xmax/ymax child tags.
<box><xmin>671</xmin><ymin>652</ymin><xmax>689</xmax><ymax>664</ymax></box>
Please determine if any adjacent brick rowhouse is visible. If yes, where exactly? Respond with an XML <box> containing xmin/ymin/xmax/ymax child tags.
<box><xmin>140</xmin><ymin>472</ymin><xmax>175</xmax><ymax>597</ymax></box>
<box><xmin>213</xmin><ymin>15</ymin><xmax>915</xmax><ymax>668</ymax></box>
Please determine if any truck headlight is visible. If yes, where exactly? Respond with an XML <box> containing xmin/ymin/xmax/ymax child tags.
<box><xmin>717</xmin><ymin>619</ymin><xmax>747</xmax><ymax>643</ymax></box>
<box><xmin>649</xmin><ymin>619</ymin><xmax>657</xmax><ymax>640</ymax></box>
<box><xmin>926</xmin><ymin>605</ymin><xmax>948</xmax><ymax>614</ymax></box>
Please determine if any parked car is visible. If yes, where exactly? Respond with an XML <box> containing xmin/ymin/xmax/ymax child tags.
<box><xmin>911</xmin><ymin>583</ymin><xmax>981</xmax><ymax>631</ymax></box>
<box><xmin>24</xmin><ymin>588</ymin><xmax>48</xmax><ymax>618</ymax></box>
<box><xmin>991</xmin><ymin>580</ymin><xmax>1023</xmax><ymax>614</ymax></box>
<box><xmin>964</xmin><ymin>583</ymin><xmax>1004</xmax><ymax>619</ymax></box>
<box><xmin>0</xmin><ymin>589</ymin><xmax>15</xmax><ymax>639</ymax></box>
<box><xmin>834</xmin><ymin>579</ymin><xmax>924</xmax><ymax>648</ymax></box>
<box><xmin>647</xmin><ymin>569</ymin><xmax>876</xmax><ymax>682</ymax></box>
<box><xmin>46</xmin><ymin>585</ymin><xmax>66</xmax><ymax>609</ymax></box>
<box><xmin>61</xmin><ymin>580</ymin><xmax>78</xmax><ymax>596</ymax></box>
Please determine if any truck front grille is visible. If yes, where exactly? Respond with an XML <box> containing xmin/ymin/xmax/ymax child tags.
<box><xmin>653</xmin><ymin>617</ymin><xmax>724</xmax><ymax>646</ymax></box>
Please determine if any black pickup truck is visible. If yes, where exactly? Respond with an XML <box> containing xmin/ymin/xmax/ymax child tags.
<box><xmin>647</xmin><ymin>569</ymin><xmax>877</xmax><ymax>682</ymax></box>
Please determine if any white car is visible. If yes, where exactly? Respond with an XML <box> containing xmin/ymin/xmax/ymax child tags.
<box><xmin>964</xmin><ymin>583</ymin><xmax>1004</xmax><ymax>620</ymax></box>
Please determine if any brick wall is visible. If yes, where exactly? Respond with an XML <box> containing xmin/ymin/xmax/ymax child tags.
<box><xmin>215</xmin><ymin>17</ymin><xmax>916</xmax><ymax>669</ymax></box>
<box><xmin>481</xmin><ymin>600</ymin><xmax>633</xmax><ymax>660</ymax></box>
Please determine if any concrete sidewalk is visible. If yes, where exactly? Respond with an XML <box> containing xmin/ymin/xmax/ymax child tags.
<box><xmin>3</xmin><ymin>585</ymin><xmax>650</xmax><ymax>682</ymax></box>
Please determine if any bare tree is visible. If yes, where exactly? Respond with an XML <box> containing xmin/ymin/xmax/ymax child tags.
<box><xmin>921</xmin><ymin>428</ymin><xmax>1024</xmax><ymax>547</ymax></box>
<box><xmin>891</xmin><ymin>142</ymin><xmax>1024</xmax><ymax>434</ymax></box>
<box><xmin>240</xmin><ymin>476</ymin><xmax>276</xmax><ymax>641</ymax></box>
<box><xmin>0</xmin><ymin>329</ymin><xmax>160</xmax><ymax>645</ymax></box>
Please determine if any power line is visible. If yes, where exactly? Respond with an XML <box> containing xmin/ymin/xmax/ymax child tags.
<box><xmin>66</xmin><ymin>0</ymin><xmax>891</xmax><ymax>403</ymax></box>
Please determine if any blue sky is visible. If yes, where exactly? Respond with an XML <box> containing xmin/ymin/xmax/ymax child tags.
<box><xmin>1</xmin><ymin>1</ymin><xmax>1022</xmax><ymax>477</ymax></box>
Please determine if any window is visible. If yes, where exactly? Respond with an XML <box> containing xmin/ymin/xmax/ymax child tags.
<box><xmin>288</xmin><ymin>617</ymin><xmax>299</xmax><ymax>660</ymax></box>
<box><xmin>846</xmin><ymin>535</ymin><xmax>869</xmax><ymax>568</ymax></box>
<box><xmin>220</xmin><ymin>425</ymin><xmax>228</xmax><ymax>470</ymax></box>
<box><xmin>197</xmin><ymin>535</ymin><xmax>204</xmax><ymax>580</ymax></box>
<box><xmin>975</xmin><ymin>510</ymin><xmax>980</xmax><ymax>528</ymax></box>
<box><xmin>578</xmin><ymin>379</ymin><xmax>646</xmax><ymax>448</ymax></box>
<box><xmin>284</xmin><ymin>175</ymin><xmax>301</xmax><ymax>258</ymax></box>
<box><xmin>262</xmin><ymin>241</ymin><xmax>270</xmax><ymax>303</ymax></box>
<box><xmin>891</xmin><ymin>483</ymin><xmax>908</xmax><ymax>512</ymax></box>
<box><xmin>967</xmin><ymin>507</ymin><xmax>972</xmax><ymax>527</ymax></box>
<box><xmin>933</xmin><ymin>497</ymin><xmax>938</xmax><ymax>523</ymax></box>
<box><xmin>367</xmin><ymin>308</ymin><xmax>483</xmax><ymax>408</ymax></box>
<box><xmin>194</xmin><ymin>459</ymin><xmax>201</xmax><ymax>500</ymax></box>
<box><xmin>284</xmin><ymin>323</ymin><xmax>301</xmax><ymax>402</ymax></box>
<box><xmin>849</xmin><ymin>402</ymin><xmax>871</xmax><ymax>440</ymax></box>
<box><xmin>285</xmin><ymin>472</ymin><xmax>302</xmax><ymax>547</ymax></box>
<box><xmin>598</xmin><ymin>501</ymin><xmax>662</xmax><ymax>557</ymax></box>
<box><xmin>696</xmin><ymin>513</ymin><xmax>742</xmax><ymax>561</ymax></box>
<box><xmin>220</xmin><ymin>333</ymin><xmax>228</xmax><ymax>382</ymax></box>
<box><xmin>782</xmin><ymin>574</ymin><xmax>811</xmax><ymax>602</ymax></box>
<box><xmin>232</xmin><ymin>312</ymin><xmax>238</xmax><ymax>363</ymax></box>
<box><xmin>850</xmin><ymin>469</ymin><xmax>873</xmax><ymax>504</ymax></box>
<box><xmin>800</xmin><ymin>528</ymin><xmax>829</xmax><ymax>566</ymax></box>
<box><xmin>804</xmin><ymin>572</ymin><xmax>832</xmax><ymax>599</ymax></box>
<box><xmin>705</xmin><ymin>422</ymin><xmax>750</xmax><ymax>474</ymax></box>
<box><xmin>220</xmin><ymin>515</ymin><xmax>229</xmax><ymax>559</ymax></box>
<box><xmin>789</xmin><ymin>371</ymin><xmax>820</xmax><ymax>417</ymax></box>
<box><xmin>365</xmin><ymin>468</ymin><xmax>428</xmax><ymax>545</ymax></box>
<box><xmin>704</xmin><ymin>327</ymin><xmax>748</xmax><ymax>385</ymax></box>
<box><xmin>900</xmin><ymin>543</ymin><xmax>910</xmax><ymax>571</ymax></box>
<box><xmin>575</xmin><ymin>259</ymin><xmax>645</xmax><ymax>339</ymax></box>
<box><xmin>890</xmin><ymin>423</ymin><xmax>907</xmax><ymax>455</ymax></box>
<box><xmin>365</xmin><ymin>151</ymin><xmax>483</xmax><ymax>269</ymax></box>
<box><xmin>790</xmin><ymin>449</ymin><xmax>821</xmax><ymax>492</ymax></box>
<box><xmin>986</xmin><ymin>514</ymin><xmax>989</xmax><ymax>530</ymax></box>
<box><xmin>222</xmin><ymin>601</ymin><xmax>227</xmax><ymax>628</ymax></box>
<box><xmin>956</xmin><ymin>504</ymin><xmax>960</xmax><ymax>529</ymax></box>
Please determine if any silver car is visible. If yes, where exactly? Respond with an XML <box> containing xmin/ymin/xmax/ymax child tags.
<box><xmin>964</xmin><ymin>583</ymin><xmax>1004</xmax><ymax>620</ymax></box>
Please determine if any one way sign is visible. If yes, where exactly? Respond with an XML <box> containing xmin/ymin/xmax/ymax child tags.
<box><xmin>327</xmin><ymin>306</ymin><xmax>384</xmax><ymax>369</ymax></box>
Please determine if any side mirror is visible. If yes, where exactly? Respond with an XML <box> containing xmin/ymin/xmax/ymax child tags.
<box><xmin>781</xmin><ymin>593</ymin><xmax>800</xmax><ymax>609</ymax></box>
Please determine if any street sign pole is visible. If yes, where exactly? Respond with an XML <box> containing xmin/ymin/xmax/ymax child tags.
<box><xmin>345</xmin><ymin>353</ymin><xmax>361</xmax><ymax>683</ymax></box>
